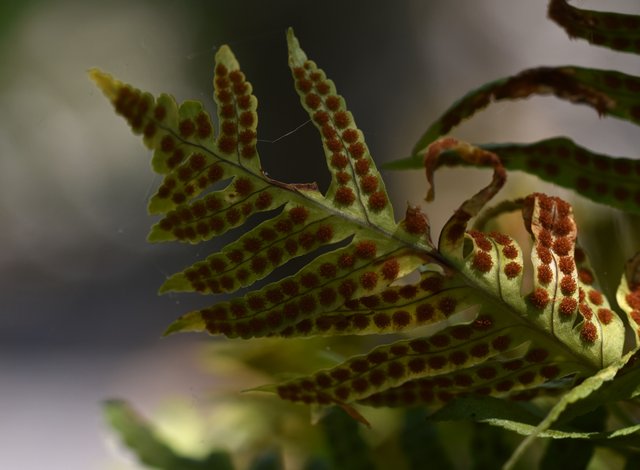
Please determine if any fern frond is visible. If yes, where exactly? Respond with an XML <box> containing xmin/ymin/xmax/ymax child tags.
<box><xmin>92</xmin><ymin>28</ymin><xmax>637</xmax><ymax>416</ymax></box>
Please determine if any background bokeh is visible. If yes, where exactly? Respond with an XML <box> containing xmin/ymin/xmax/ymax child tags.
<box><xmin>1</xmin><ymin>0</ymin><xmax>639</xmax><ymax>468</ymax></box>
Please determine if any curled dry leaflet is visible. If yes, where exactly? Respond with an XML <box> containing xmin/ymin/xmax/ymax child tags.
<box><xmin>92</xmin><ymin>0</ymin><xmax>640</xmax><ymax>466</ymax></box>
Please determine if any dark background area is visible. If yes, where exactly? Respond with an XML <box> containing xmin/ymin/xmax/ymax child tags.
<box><xmin>1</xmin><ymin>1</ymin><xmax>639</xmax><ymax>468</ymax></box>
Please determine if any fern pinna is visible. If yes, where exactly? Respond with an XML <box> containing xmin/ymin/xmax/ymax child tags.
<box><xmin>91</xmin><ymin>7</ymin><xmax>640</xmax><ymax>434</ymax></box>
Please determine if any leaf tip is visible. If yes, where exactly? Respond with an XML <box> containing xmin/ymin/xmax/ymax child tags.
<box><xmin>88</xmin><ymin>67</ymin><xmax>118</xmax><ymax>99</ymax></box>
<box><xmin>162</xmin><ymin>313</ymin><xmax>206</xmax><ymax>337</ymax></box>
<box><xmin>287</xmin><ymin>27</ymin><xmax>307</xmax><ymax>66</ymax></box>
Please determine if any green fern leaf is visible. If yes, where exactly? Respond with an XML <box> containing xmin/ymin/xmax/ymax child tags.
<box><xmin>91</xmin><ymin>29</ymin><xmax>637</xmax><ymax>417</ymax></box>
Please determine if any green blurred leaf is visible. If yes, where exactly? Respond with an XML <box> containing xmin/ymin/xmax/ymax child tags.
<box><xmin>320</xmin><ymin>407</ymin><xmax>376</xmax><ymax>470</ymax></box>
<box><xmin>549</xmin><ymin>0</ymin><xmax>640</xmax><ymax>55</ymax></box>
<box><xmin>401</xmin><ymin>408</ymin><xmax>453</xmax><ymax>470</ymax></box>
<box><xmin>481</xmin><ymin>138</ymin><xmax>640</xmax><ymax>215</ymax></box>
<box><xmin>103</xmin><ymin>400</ymin><xmax>234</xmax><ymax>470</ymax></box>
<box><xmin>386</xmin><ymin>66</ymin><xmax>640</xmax><ymax>172</ymax></box>
<box><xmin>248</xmin><ymin>449</ymin><xmax>284</xmax><ymax>470</ymax></box>
<box><xmin>470</xmin><ymin>423</ymin><xmax>513</xmax><ymax>470</ymax></box>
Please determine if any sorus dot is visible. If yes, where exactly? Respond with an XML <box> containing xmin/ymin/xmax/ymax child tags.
<box><xmin>226</xmin><ymin>208</ymin><xmax>241</xmax><ymax>225</ymax></box>
<box><xmin>528</xmin><ymin>288</ymin><xmax>550</xmax><ymax>309</ymax></box>
<box><xmin>416</xmin><ymin>304</ymin><xmax>435</xmax><ymax>322</ymax></box>
<box><xmin>179</xmin><ymin>119</ymin><xmax>195</xmax><ymax>138</ymax></box>
<box><xmin>234</xmin><ymin>177</ymin><xmax>253</xmax><ymax>196</ymax></box>
<box><xmin>338</xmin><ymin>280</ymin><xmax>357</xmax><ymax>299</ymax></box>
<box><xmin>300</xmin><ymin>273</ymin><xmax>319</xmax><ymax>288</ymax></box>
<box><xmin>305</xmin><ymin>93</ymin><xmax>321</xmax><ymax>109</ymax></box>
<box><xmin>342</xmin><ymin>128</ymin><xmax>359</xmax><ymax>143</ymax></box>
<box><xmin>348</xmin><ymin>142</ymin><xmax>366</xmax><ymax>159</ymax></box>
<box><xmin>285</xmin><ymin>239</ymin><xmax>298</xmax><ymax>255</ymax></box>
<box><xmin>325</xmin><ymin>95</ymin><xmax>341</xmax><ymax>111</ymax></box>
<box><xmin>537</xmin><ymin>246</ymin><xmax>553</xmax><ymax>264</ymax></box>
<box><xmin>381</xmin><ymin>259</ymin><xmax>400</xmax><ymax>281</ymax></box>
<box><xmin>579</xmin><ymin>302</ymin><xmax>594</xmax><ymax>320</ymax></box>
<box><xmin>335</xmin><ymin>186</ymin><xmax>355</xmax><ymax>206</ymax></box>
<box><xmin>360</xmin><ymin>175</ymin><xmax>379</xmax><ymax>194</ymax></box>
<box><xmin>336</xmin><ymin>171</ymin><xmax>350</xmax><ymax>185</ymax></box>
<box><xmin>588</xmin><ymin>290</ymin><xmax>604</xmax><ymax>305</ymax></box>
<box><xmin>381</xmin><ymin>290</ymin><xmax>400</xmax><ymax>304</ymax></box>
<box><xmin>313</xmin><ymin>111</ymin><xmax>330</xmax><ymax>125</ymax></box>
<box><xmin>373</xmin><ymin>313</ymin><xmax>390</xmax><ymax>328</ymax></box>
<box><xmin>355</xmin><ymin>240</ymin><xmax>377</xmax><ymax>259</ymax></box>
<box><xmin>580</xmin><ymin>321</ymin><xmax>598</xmax><ymax>343</ymax></box>
<box><xmin>368</xmin><ymin>191</ymin><xmax>387</xmax><ymax>211</ymax></box>
<box><xmin>315</xmin><ymin>225</ymin><xmax>334</xmax><ymax>243</ymax></box>
<box><xmin>559</xmin><ymin>297</ymin><xmax>578</xmax><ymax>317</ymax></box>
<box><xmin>492</xmin><ymin>335</ymin><xmax>511</xmax><ymax>351</ymax></box>
<box><xmin>322</xmin><ymin>124</ymin><xmax>337</xmax><ymax>140</ymax></box>
<box><xmin>360</xmin><ymin>296</ymin><xmax>379</xmax><ymax>309</ymax></box>
<box><xmin>267</xmin><ymin>246</ymin><xmax>283</xmax><ymax>265</ymax></box>
<box><xmin>255</xmin><ymin>191</ymin><xmax>273</xmax><ymax>210</ymax></box>
<box><xmin>392</xmin><ymin>310</ymin><xmax>411</xmax><ymax>328</ymax></box>
<box><xmin>553</xmin><ymin>237</ymin><xmax>572</xmax><ymax>256</ymax></box>
<box><xmin>360</xmin><ymin>271</ymin><xmax>379</xmax><ymax>290</ymax></box>
<box><xmin>319</xmin><ymin>262</ymin><xmax>337</xmax><ymax>278</ymax></box>
<box><xmin>355</xmin><ymin>159</ymin><xmax>370</xmax><ymax>175</ymax></box>
<box><xmin>288</xmin><ymin>206</ymin><xmax>309</xmax><ymax>224</ymax></box>
<box><xmin>239</xmin><ymin>129</ymin><xmax>256</xmax><ymax>144</ymax></box>
<box><xmin>537</xmin><ymin>265</ymin><xmax>553</xmax><ymax>285</ymax></box>
<box><xmin>330</xmin><ymin>153</ymin><xmax>348</xmax><ymax>169</ymax></box>
<box><xmin>541</xmin><ymin>365</ymin><xmax>561</xmax><ymax>379</ymax></box>
<box><xmin>438</xmin><ymin>297</ymin><xmax>457</xmax><ymax>315</ymax></box>
<box><xmin>315</xmin><ymin>81</ymin><xmax>330</xmax><ymax>95</ymax></box>
<box><xmin>333</xmin><ymin>111</ymin><xmax>350</xmax><ymax>128</ymax></box>
<box><xmin>597</xmin><ymin>308</ymin><xmax>614</xmax><ymax>325</ymax></box>
<box><xmin>471</xmin><ymin>251</ymin><xmax>493</xmax><ymax>273</ymax></box>
<box><xmin>578</xmin><ymin>268</ymin><xmax>594</xmax><ymax>285</ymax></box>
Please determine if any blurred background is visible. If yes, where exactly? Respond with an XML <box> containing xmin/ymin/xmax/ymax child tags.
<box><xmin>1</xmin><ymin>0</ymin><xmax>639</xmax><ymax>468</ymax></box>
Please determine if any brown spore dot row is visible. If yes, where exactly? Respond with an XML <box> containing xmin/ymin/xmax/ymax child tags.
<box><xmin>213</xmin><ymin>64</ymin><xmax>258</xmax><ymax>160</ymax></box>
<box><xmin>276</xmin><ymin>337</ymin><xmax>506</xmax><ymax>404</ymax></box>
<box><xmin>180</xmin><ymin>216</ymin><xmax>339</xmax><ymax>293</ymax></box>
<box><xmin>155</xmin><ymin>154</ymin><xmax>226</xmax><ymax>203</ymax></box>
<box><xmin>200</xmin><ymin>248</ymin><xmax>427</xmax><ymax>335</ymax></box>
<box><xmin>157</xmin><ymin>186</ymin><xmax>275</xmax><ymax>243</ymax></box>
<box><xmin>292</xmin><ymin>61</ymin><xmax>388</xmax><ymax>212</ymax></box>
<box><xmin>354</xmin><ymin>359</ymin><xmax>563</xmax><ymax>407</ymax></box>
<box><xmin>278</xmin><ymin>312</ymin><xmax>512</xmax><ymax>402</ymax></box>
